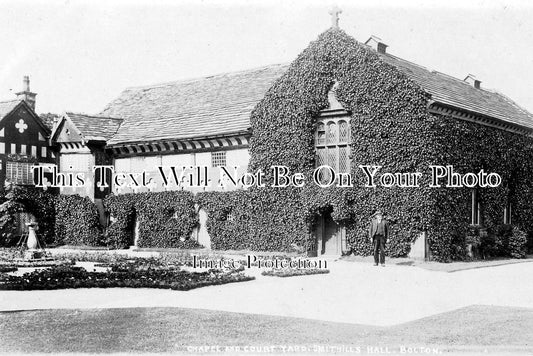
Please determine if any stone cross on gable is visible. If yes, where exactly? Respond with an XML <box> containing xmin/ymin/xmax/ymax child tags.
<box><xmin>329</xmin><ymin>6</ymin><xmax>342</xmax><ymax>29</ymax></box>
<box><xmin>15</xmin><ymin>119</ymin><xmax>28</xmax><ymax>133</ymax></box>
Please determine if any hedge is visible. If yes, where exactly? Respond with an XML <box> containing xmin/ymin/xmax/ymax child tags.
<box><xmin>196</xmin><ymin>188</ymin><xmax>310</xmax><ymax>252</ymax></box>
<box><xmin>0</xmin><ymin>188</ymin><xmax>201</xmax><ymax>250</ymax></box>
<box><xmin>0</xmin><ymin>187</ymin><xmax>104</xmax><ymax>247</ymax></box>
<box><xmin>54</xmin><ymin>195</ymin><xmax>104</xmax><ymax>246</ymax></box>
<box><xmin>103</xmin><ymin>191</ymin><xmax>200</xmax><ymax>249</ymax></box>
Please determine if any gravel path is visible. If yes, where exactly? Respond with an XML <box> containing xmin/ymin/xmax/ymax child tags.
<box><xmin>1</xmin><ymin>259</ymin><xmax>532</xmax><ymax>326</ymax></box>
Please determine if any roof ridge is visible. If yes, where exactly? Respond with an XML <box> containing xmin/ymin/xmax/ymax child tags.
<box><xmin>379</xmin><ymin>52</ymin><xmax>430</xmax><ymax>72</ymax></box>
<box><xmin>66</xmin><ymin>111</ymin><xmax>123</xmax><ymax>121</ymax></box>
<box><xmin>123</xmin><ymin>63</ymin><xmax>290</xmax><ymax>91</ymax></box>
<box><xmin>431</xmin><ymin>71</ymin><xmax>482</xmax><ymax>88</ymax></box>
<box><xmin>489</xmin><ymin>90</ymin><xmax>533</xmax><ymax>120</ymax></box>
<box><xmin>0</xmin><ymin>98</ymin><xmax>21</xmax><ymax>104</ymax></box>
<box><xmin>378</xmin><ymin>50</ymin><xmax>533</xmax><ymax>129</ymax></box>
<box><xmin>381</xmin><ymin>52</ymin><xmax>485</xmax><ymax>89</ymax></box>
<box><xmin>431</xmin><ymin>70</ymin><xmax>462</xmax><ymax>81</ymax></box>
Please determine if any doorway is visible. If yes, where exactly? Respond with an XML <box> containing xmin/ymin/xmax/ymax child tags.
<box><xmin>312</xmin><ymin>210</ymin><xmax>346</xmax><ymax>256</ymax></box>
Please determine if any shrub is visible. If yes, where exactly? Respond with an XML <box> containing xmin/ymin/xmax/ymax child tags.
<box><xmin>480</xmin><ymin>233</ymin><xmax>498</xmax><ymax>259</ymax></box>
<box><xmin>0</xmin><ymin>199</ymin><xmax>24</xmax><ymax>246</ymax></box>
<box><xmin>0</xmin><ymin>186</ymin><xmax>56</xmax><ymax>246</ymax></box>
<box><xmin>509</xmin><ymin>227</ymin><xmax>527</xmax><ymax>259</ymax></box>
<box><xmin>493</xmin><ymin>224</ymin><xmax>513</xmax><ymax>255</ymax></box>
<box><xmin>480</xmin><ymin>224</ymin><xmax>528</xmax><ymax>259</ymax></box>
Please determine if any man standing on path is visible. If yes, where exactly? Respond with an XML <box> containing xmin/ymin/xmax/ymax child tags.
<box><xmin>369</xmin><ymin>210</ymin><xmax>389</xmax><ymax>267</ymax></box>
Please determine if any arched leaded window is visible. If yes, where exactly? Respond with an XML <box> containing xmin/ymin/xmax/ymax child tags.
<box><xmin>315</xmin><ymin>117</ymin><xmax>351</xmax><ymax>181</ymax></box>
<box><xmin>339</xmin><ymin>120</ymin><xmax>349</xmax><ymax>143</ymax></box>
<box><xmin>316</xmin><ymin>123</ymin><xmax>326</xmax><ymax>146</ymax></box>
<box><xmin>326</xmin><ymin>122</ymin><xmax>337</xmax><ymax>144</ymax></box>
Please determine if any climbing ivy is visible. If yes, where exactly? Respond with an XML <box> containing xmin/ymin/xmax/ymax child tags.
<box><xmin>0</xmin><ymin>186</ymin><xmax>56</xmax><ymax>246</ymax></box>
<box><xmin>103</xmin><ymin>191</ymin><xmax>200</xmax><ymax>249</ymax></box>
<box><xmin>7</xmin><ymin>28</ymin><xmax>529</xmax><ymax>260</ymax></box>
<box><xmin>226</xmin><ymin>28</ymin><xmax>533</xmax><ymax>261</ymax></box>
<box><xmin>55</xmin><ymin>195</ymin><xmax>104</xmax><ymax>246</ymax></box>
<box><xmin>197</xmin><ymin>188</ymin><xmax>310</xmax><ymax>252</ymax></box>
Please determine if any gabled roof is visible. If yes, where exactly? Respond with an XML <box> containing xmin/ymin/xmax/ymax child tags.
<box><xmin>379</xmin><ymin>53</ymin><xmax>533</xmax><ymax>129</ymax></box>
<box><xmin>67</xmin><ymin>112</ymin><xmax>123</xmax><ymax>141</ymax></box>
<box><xmin>0</xmin><ymin>99</ymin><xmax>21</xmax><ymax>119</ymax></box>
<box><xmin>53</xmin><ymin>112</ymin><xmax>123</xmax><ymax>143</ymax></box>
<box><xmin>0</xmin><ymin>99</ymin><xmax>51</xmax><ymax>135</ymax></box>
<box><xmin>101</xmin><ymin>64</ymin><xmax>289</xmax><ymax>145</ymax></box>
<box><xmin>101</xmin><ymin>36</ymin><xmax>533</xmax><ymax>146</ymax></box>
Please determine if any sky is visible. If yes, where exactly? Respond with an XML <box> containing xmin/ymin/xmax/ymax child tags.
<box><xmin>0</xmin><ymin>0</ymin><xmax>532</xmax><ymax>115</ymax></box>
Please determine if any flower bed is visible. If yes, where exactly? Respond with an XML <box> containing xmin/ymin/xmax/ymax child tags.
<box><xmin>261</xmin><ymin>268</ymin><xmax>330</xmax><ymax>278</ymax></box>
<box><xmin>95</xmin><ymin>258</ymin><xmax>181</xmax><ymax>272</ymax></box>
<box><xmin>0</xmin><ymin>264</ymin><xmax>254</xmax><ymax>291</ymax></box>
<box><xmin>0</xmin><ymin>265</ymin><xmax>17</xmax><ymax>273</ymax></box>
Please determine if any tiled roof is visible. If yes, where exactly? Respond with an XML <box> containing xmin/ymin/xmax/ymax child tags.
<box><xmin>102</xmin><ymin>64</ymin><xmax>289</xmax><ymax>145</ymax></box>
<box><xmin>0</xmin><ymin>100</ymin><xmax>21</xmax><ymax>119</ymax></box>
<box><xmin>66</xmin><ymin>112</ymin><xmax>123</xmax><ymax>141</ymax></box>
<box><xmin>379</xmin><ymin>53</ymin><xmax>533</xmax><ymax>129</ymax></box>
<box><xmin>101</xmin><ymin>47</ymin><xmax>533</xmax><ymax>146</ymax></box>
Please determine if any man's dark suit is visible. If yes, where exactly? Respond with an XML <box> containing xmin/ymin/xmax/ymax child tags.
<box><xmin>369</xmin><ymin>218</ymin><xmax>389</xmax><ymax>265</ymax></box>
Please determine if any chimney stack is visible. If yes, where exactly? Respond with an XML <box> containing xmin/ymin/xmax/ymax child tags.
<box><xmin>365</xmin><ymin>35</ymin><xmax>388</xmax><ymax>54</ymax></box>
<box><xmin>464</xmin><ymin>74</ymin><xmax>481</xmax><ymax>89</ymax></box>
<box><xmin>16</xmin><ymin>75</ymin><xmax>37</xmax><ymax>110</ymax></box>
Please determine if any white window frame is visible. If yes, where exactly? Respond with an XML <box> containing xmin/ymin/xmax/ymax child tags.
<box><xmin>211</xmin><ymin>151</ymin><xmax>227</xmax><ymax>167</ymax></box>
<box><xmin>471</xmin><ymin>190</ymin><xmax>482</xmax><ymax>225</ymax></box>
<box><xmin>315</xmin><ymin>117</ymin><xmax>351</xmax><ymax>175</ymax></box>
<box><xmin>6</xmin><ymin>161</ymin><xmax>34</xmax><ymax>185</ymax></box>
<box><xmin>504</xmin><ymin>202</ymin><xmax>512</xmax><ymax>225</ymax></box>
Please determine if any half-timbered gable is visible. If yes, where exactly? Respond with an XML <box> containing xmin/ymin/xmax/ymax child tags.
<box><xmin>0</xmin><ymin>99</ymin><xmax>54</xmax><ymax>191</ymax></box>
<box><xmin>51</xmin><ymin>112</ymin><xmax>122</xmax><ymax>200</ymax></box>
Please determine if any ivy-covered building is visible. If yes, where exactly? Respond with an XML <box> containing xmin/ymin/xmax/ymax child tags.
<box><xmin>19</xmin><ymin>15</ymin><xmax>533</xmax><ymax>260</ymax></box>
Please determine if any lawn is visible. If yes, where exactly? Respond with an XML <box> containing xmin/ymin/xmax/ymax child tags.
<box><xmin>0</xmin><ymin>305</ymin><xmax>532</xmax><ymax>354</ymax></box>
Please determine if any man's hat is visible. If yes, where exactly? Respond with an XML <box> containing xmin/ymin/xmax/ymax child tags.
<box><xmin>372</xmin><ymin>210</ymin><xmax>383</xmax><ymax>217</ymax></box>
